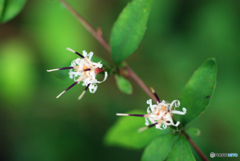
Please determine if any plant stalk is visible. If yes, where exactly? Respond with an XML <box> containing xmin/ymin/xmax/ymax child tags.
<box><xmin>59</xmin><ymin>0</ymin><xmax>110</xmax><ymax>53</ymax></box>
<box><xmin>125</xmin><ymin>66</ymin><xmax>157</xmax><ymax>102</ymax></box>
<box><xmin>59</xmin><ymin>1</ymin><xmax>208</xmax><ymax>160</ymax></box>
<box><xmin>185</xmin><ymin>133</ymin><xmax>209</xmax><ymax>161</ymax></box>
<box><xmin>59</xmin><ymin>0</ymin><xmax>156</xmax><ymax>102</ymax></box>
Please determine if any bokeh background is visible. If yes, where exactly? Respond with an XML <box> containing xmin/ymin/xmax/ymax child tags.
<box><xmin>0</xmin><ymin>0</ymin><xmax>239</xmax><ymax>160</ymax></box>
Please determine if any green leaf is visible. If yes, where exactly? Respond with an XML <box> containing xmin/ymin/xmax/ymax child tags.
<box><xmin>179</xmin><ymin>58</ymin><xmax>217</xmax><ymax>125</ymax></box>
<box><xmin>0</xmin><ymin>0</ymin><xmax>4</xmax><ymax>20</ymax></box>
<box><xmin>141</xmin><ymin>134</ymin><xmax>179</xmax><ymax>161</ymax></box>
<box><xmin>115</xmin><ymin>75</ymin><xmax>133</xmax><ymax>94</ymax></box>
<box><xmin>166</xmin><ymin>134</ymin><xmax>195</xmax><ymax>161</ymax></box>
<box><xmin>104</xmin><ymin>110</ymin><xmax>170</xmax><ymax>149</ymax></box>
<box><xmin>0</xmin><ymin>0</ymin><xmax>27</xmax><ymax>24</ymax></box>
<box><xmin>110</xmin><ymin>0</ymin><xmax>154</xmax><ymax>64</ymax></box>
<box><xmin>185</xmin><ymin>127</ymin><xmax>201</xmax><ymax>137</ymax></box>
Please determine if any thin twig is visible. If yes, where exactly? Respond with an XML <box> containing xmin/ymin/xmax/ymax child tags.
<box><xmin>59</xmin><ymin>0</ymin><xmax>156</xmax><ymax>102</ymax></box>
<box><xmin>59</xmin><ymin>0</ymin><xmax>110</xmax><ymax>53</ymax></box>
<box><xmin>184</xmin><ymin>133</ymin><xmax>209</xmax><ymax>161</ymax></box>
<box><xmin>125</xmin><ymin>66</ymin><xmax>157</xmax><ymax>102</ymax></box>
<box><xmin>58</xmin><ymin>1</ymin><xmax>208</xmax><ymax>159</ymax></box>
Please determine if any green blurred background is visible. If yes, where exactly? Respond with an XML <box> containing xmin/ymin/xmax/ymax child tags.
<box><xmin>0</xmin><ymin>0</ymin><xmax>239</xmax><ymax>160</ymax></box>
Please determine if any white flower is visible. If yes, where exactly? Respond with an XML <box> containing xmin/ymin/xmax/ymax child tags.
<box><xmin>145</xmin><ymin>99</ymin><xmax>186</xmax><ymax>130</ymax></box>
<box><xmin>47</xmin><ymin>48</ymin><xmax>108</xmax><ymax>99</ymax></box>
<box><xmin>116</xmin><ymin>88</ymin><xmax>186</xmax><ymax>132</ymax></box>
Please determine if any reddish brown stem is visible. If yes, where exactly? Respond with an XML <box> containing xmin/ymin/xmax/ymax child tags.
<box><xmin>184</xmin><ymin>133</ymin><xmax>209</xmax><ymax>161</ymax></box>
<box><xmin>59</xmin><ymin>0</ymin><xmax>156</xmax><ymax>103</ymax></box>
<box><xmin>125</xmin><ymin>66</ymin><xmax>157</xmax><ymax>103</ymax></box>
<box><xmin>59</xmin><ymin>0</ymin><xmax>110</xmax><ymax>53</ymax></box>
<box><xmin>58</xmin><ymin>1</ymin><xmax>208</xmax><ymax>159</ymax></box>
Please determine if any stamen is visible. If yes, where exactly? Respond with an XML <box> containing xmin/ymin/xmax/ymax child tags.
<box><xmin>150</xmin><ymin>87</ymin><xmax>161</xmax><ymax>103</ymax></box>
<box><xmin>78</xmin><ymin>83</ymin><xmax>90</xmax><ymax>100</ymax></box>
<box><xmin>47</xmin><ymin>67</ymin><xmax>73</xmax><ymax>72</ymax></box>
<box><xmin>67</xmin><ymin>47</ymin><xmax>84</xmax><ymax>58</ymax></box>
<box><xmin>138</xmin><ymin>123</ymin><xmax>158</xmax><ymax>132</ymax></box>
<box><xmin>83</xmin><ymin>68</ymin><xmax>91</xmax><ymax>71</ymax></box>
<box><xmin>56</xmin><ymin>81</ymin><xmax>78</xmax><ymax>98</ymax></box>
<box><xmin>116</xmin><ymin>113</ymin><xmax>145</xmax><ymax>117</ymax></box>
<box><xmin>47</xmin><ymin>69</ymin><xmax>59</xmax><ymax>72</ymax></box>
<box><xmin>129</xmin><ymin>114</ymin><xmax>145</xmax><ymax>117</ymax></box>
<box><xmin>116</xmin><ymin>113</ymin><xmax>129</xmax><ymax>116</ymax></box>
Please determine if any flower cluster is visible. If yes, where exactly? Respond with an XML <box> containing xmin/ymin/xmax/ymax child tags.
<box><xmin>144</xmin><ymin>99</ymin><xmax>186</xmax><ymax>130</ymax></box>
<box><xmin>47</xmin><ymin>48</ymin><xmax>108</xmax><ymax>100</ymax></box>
<box><xmin>117</xmin><ymin>88</ymin><xmax>186</xmax><ymax>132</ymax></box>
<box><xmin>47</xmin><ymin>49</ymin><xmax>186</xmax><ymax>131</ymax></box>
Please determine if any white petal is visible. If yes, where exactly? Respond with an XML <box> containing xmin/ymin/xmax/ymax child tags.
<box><xmin>160</xmin><ymin>124</ymin><xmax>167</xmax><ymax>130</ymax></box>
<box><xmin>172</xmin><ymin>121</ymin><xmax>180</xmax><ymax>127</ymax></box>
<box><xmin>169</xmin><ymin>100</ymin><xmax>180</xmax><ymax>110</ymax></box>
<box><xmin>69</xmin><ymin>69</ymin><xmax>77</xmax><ymax>79</ymax></box>
<box><xmin>82</xmin><ymin>50</ymin><xmax>88</xmax><ymax>57</ymax></box>
<box><xmin>147</xmin><ymin>107</ymin><xmax>151</xmax><ymax>113</ymax></box>
<box><xmin>89</xmin><ymin>84</ymin><xmax>98</xmax><ymax>93</ymax></box>
<box><xmin>92</xmin><ymin>62</ymin><xmax>103</xmax><ymax>68</ymax></box>
<box><xmin>145</xmin><ymin>118</ymin><xmax>150</xmax><ymax>126</ymax></box>
<box><xmin>147</xmin><ymin>99</ymin><xmax>155</xmax><ymax>111</ymax></box>
<box><xmin>96</xmin><ymin>71</ymin><xmax>108</xmax><ymax>83</ymax></box>
<box><xmin>146</xmin><ymin>99</ymin><xmax>152</xmax><ymax>106</ymax></box>
<box><xmin>87</xmin><ymin>51</ymin><xmax>94</xmax><ymax>60</ymax></box>
<box><xmin>155</xmin><ymin>124</ymin><xmax>161</xmax><ymax>129</ymax></box>
<box><xmin>171</xmin><ymin>107</ymin><xmax>187</xmax><ymax>115</ymax></box>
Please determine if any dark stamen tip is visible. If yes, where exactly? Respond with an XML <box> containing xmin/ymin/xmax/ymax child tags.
<box><xmin>65</xmin><ymin>81</ymin><xmax>78</xmax><ymax>91</ymax></box>
<box><xmin>59</xmin><ymin>67</ymin><xmax>74</xmax><ymax>70</ymax></box>
<box><xmin>129</xmin><ymin>114</ymin><xmax>145</xmax><ymax>117</ymax></box>
<box><xmin>84</xmin><ymin>83</ymin><xmax>91</xmax><ymax>91</ymax></box>
<box><xmin>75</xmin><ymin>52</ymin><xmax>85</xmax><ymax>58</ymax></box>
<box><xmin>148</xmin><ymin>122</ymin><xmax>158</xmax><ymax>128</ymax></box>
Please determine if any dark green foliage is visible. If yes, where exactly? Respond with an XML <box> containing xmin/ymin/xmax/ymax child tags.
<box><xmin>141</xmin><ymin>134</ymin><xmax>178</xmax><ymax>161</ymax></box>
<box><xmin>104</xmin><ymin>110</ymin><xmax>170</xmax><ymax>149</ymax></box>
<box><xmin>115</xmin><ymin>75</ymin><xmax>133</xmax><ymax>94</ymax></box>
<box><xmin>110</xmin><ymin>0</ymin><xmax>154</xmax><ymax>64</ymax></box>
<box><xmin>179</xmin><ymin>58</ymin><xmax>217</xmax><ymax>125</ymax></box>
<box><xmin>0</xmin><ymin>0</ymin><xmax>27</xmax><ymax>23</ymax></box>
<box><xmin>166</xmin><ymin>134</ymin><xmax>195</xmax><ymax>161</ymax></box>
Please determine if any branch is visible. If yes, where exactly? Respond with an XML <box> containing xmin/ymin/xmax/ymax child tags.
<box><xmin>184</xmin><ymin>133</ymin><xmax>209</xmax><ymax>161</ymax></box>
<box><xmin>58</xmin><ymin>2</ymin><xmax>208</xmax><ymax>160</ymax></box>
<box><xmin>59</xmin><ymin>0</ymin><xmax>156</xmax><ymax>102</ymax></box>
<box><xmin>125</xmin><ymin>66</ymin><xmax>157</xmax><ymax>102</ymax></box>
<box><xmin>59</xmin><ymin>0</ymin><xmax>110</xmax><ymax>53</ymax></box>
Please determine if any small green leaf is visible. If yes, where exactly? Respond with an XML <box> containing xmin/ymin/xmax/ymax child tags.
<box><xmin>141</xmin><ymin>134</ymin><xmax>179</xmax><ymax>161</ymax></box>
<box><xmin>166</xmin><ymin>134</ymin><xmax>195</xmax><ymax>161</ymax></box>
<box><xmin>110</xmin><ymin>0</ymin><xmax>154</xmax><ymax>64</ymax></box>
<box><xmin>104</xmin><ymin>110</ymin><xmax>170</xmax><ymax>149</ymax></box>
<box><xmin>115</xmin><ymin>75</ymin><xmax>133</xmax><ymax>94</ymax></box>
<box><xmin>0</xmin><ymin>0</ymin><xmax>27</xmax><ymax>24</ymax></box>
<box><xmin>179</xmin><ymin>58</ymin><xmax>217</xmax><ymax>125</ymax></box>
<box><xmin>185</xmin><ymin>127</ymin><xmax>201</xmax><ymax>137</ymax></box>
